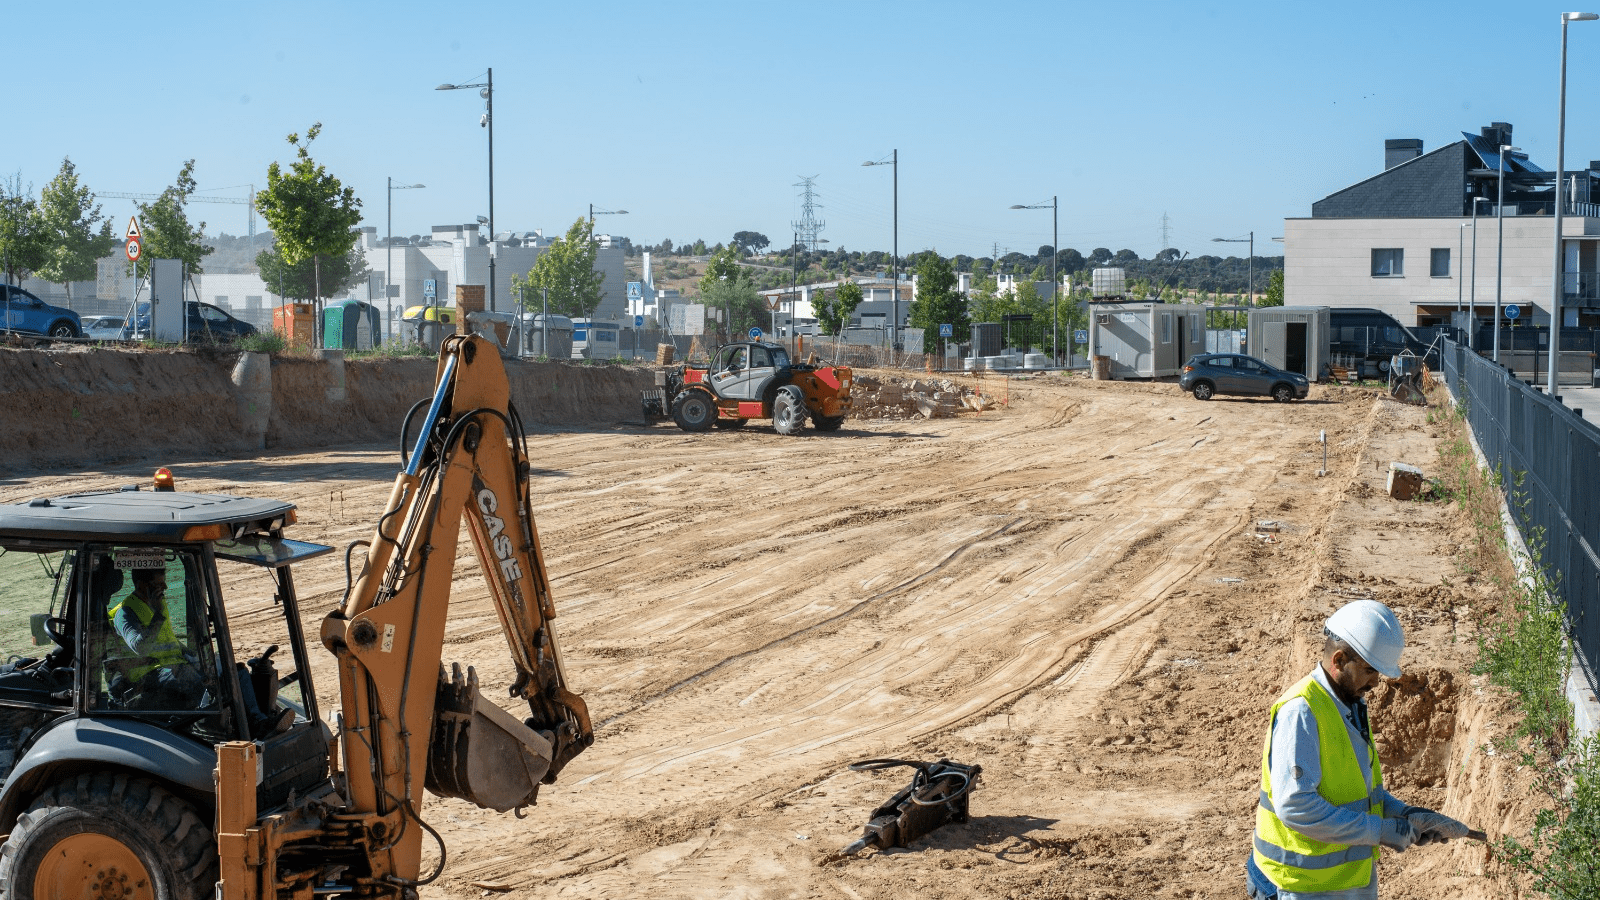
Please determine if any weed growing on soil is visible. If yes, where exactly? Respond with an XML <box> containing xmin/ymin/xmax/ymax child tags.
<box><xmin>235</xmin><ymin>332</ymin><xmax>286</xmax><ymax>354</ymax></box>
<box><xmin>1436</xmin><ymin>388</ymin><xmax>1597</xmax><ymax>897</ymax></box>
<box><xmin>352</xmin><ymin>342</ymin><xmax>435</xmax><ymax>359</ymax></box>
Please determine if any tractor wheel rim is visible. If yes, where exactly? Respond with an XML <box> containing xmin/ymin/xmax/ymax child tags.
<box><xmin>34</xmin><ymin>833</ymin><xmax>154</xmax><ymax>900</ymax></box>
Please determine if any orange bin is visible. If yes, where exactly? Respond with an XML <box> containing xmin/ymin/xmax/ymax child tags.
<box><xmin>273</xmin><ymin>303</ymin><xmax>315</xmax><ymax>349</ymax></box>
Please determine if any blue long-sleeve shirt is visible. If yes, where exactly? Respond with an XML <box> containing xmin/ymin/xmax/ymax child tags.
<box><xmin>1265</xmin><ymin>665</ymin><xmax>1408</xmax><ymax>900</ymax></box>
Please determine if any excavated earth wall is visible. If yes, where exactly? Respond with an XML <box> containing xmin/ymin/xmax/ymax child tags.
<box><xmin>0</xmin><ymin>346</ymin><xmax>653</xmax><ymax>475</ymax></box>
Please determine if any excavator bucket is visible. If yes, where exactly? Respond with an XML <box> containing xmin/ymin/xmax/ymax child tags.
<box><xmin>427</xmin><ymin>663</ymin><xmax>554</xmax><ymax>811</ymax></box>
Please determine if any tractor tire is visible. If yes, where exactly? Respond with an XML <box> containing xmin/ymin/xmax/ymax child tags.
<box><xmin>1191</xmin><ymin>381</ymin><xmax>1214</xmax><ymax>401</ymax></box>
<box><xmin>0</xmin><ymin>773</ymin><xmax>217</xmax><ymax>900</ymax></box>
<box><xmin>811</xmin><ymin>413</ymin><xmax>846</xmax><ymax>432</ymax></box>
<box><xmin>672</xmin><ymin>390</ymin><xmax>716</xmax><ymax>432</ymax></box>
<box><xmin>713</xmin><ymin>417</ymin><xmax>747</xmax><ymax>429</ymax></box>
<box><xmin>773</xmin><ymin>386</ymin><xmax>808</xmax><ymax>436</ymax></box>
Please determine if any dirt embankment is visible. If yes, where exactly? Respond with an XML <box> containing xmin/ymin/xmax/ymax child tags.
<box><xmin>0</xmin><ymin>346</ymin><xmax>652</xmax><ymax>474</ymax></box>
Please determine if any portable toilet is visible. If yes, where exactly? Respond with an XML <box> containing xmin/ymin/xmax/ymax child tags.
<box><xmin>322</xmin><ymin>300</ymin><xmax>379</xmax><ymax>350</ymax></box>
<box><xmin>273</xmin><ymin>302</ymin><xmax>315</xmax><ymax>349</ymax></box>
<box><xmin>1247</xmin><ymin>306</ymin><xmax>1330</xmax><ymax>379</ymax></box>
<box><xmin>1086</xmin><ymin>302</ymin><xmax>1206</xmax><ymax>379</ymax></box>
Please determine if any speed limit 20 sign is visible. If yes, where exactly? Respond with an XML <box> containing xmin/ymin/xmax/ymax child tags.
<box><xmin>125</xmin><ymin>238</ymin><xmax>142</xmax><ymax>262</ymax></box>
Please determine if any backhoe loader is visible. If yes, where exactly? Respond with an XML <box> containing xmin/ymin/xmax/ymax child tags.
<box><xmin>0</xmin><ymin>333</ymin><xmax>592</xmax><ymax>898</ymax></box>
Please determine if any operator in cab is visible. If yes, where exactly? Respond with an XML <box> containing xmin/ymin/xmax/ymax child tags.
<box><xmin>111</xmin><ymin>566</ymin><xmax>291</xmax><ymax>738</ymax></box>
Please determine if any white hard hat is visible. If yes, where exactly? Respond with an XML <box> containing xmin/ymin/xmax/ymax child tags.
<box><xmin>1325</xmin><ymin>600</ymin><xmax>1405</xmax><ymax>678</ymax></box>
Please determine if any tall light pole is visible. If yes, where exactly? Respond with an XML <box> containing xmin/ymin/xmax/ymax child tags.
<box><xmin>588</xmin><ymin>205</ymin><xmax>628</xmax><ymax>322</ymax></box>
<box><xmin>862</xmin><ymin>150</ymin><xmax>897</xmax><ymax>357</ymax></box>
<box><xmin>1550</xmin><ymin>12</ymin><xmax>1597</xmax><ymax>394</ymax></box>
<box><xmin>1010</xmin><ymin>196</ymin><xmax>1059</xmax><ymax>364</ymax></box>
<box><xmin>437</xmin><ymin>69</ymin><xmax>495</xmax><ymax>313</ymax></box>
<box><xmin>1211</xmin><ymin>232</ymin><xmax>1253</xmax><ymax>302</ymax></box>
<box><xmin>1458</xmin><ymin>222</ymin><xmax>1470</xmax><ymax>334</ymax></box>
<box><xmin>387</xmin><ymin>178</ymin><xmax>424</xmax><ymax>343</ymax></box>
<box><xmin>1495</xmin><ymin>144</ymin><xmax>1522</xmax><ymax>362</ymax></box>
<box><xmin>1470</xmin><ymin>195</ymin><xmax>1491</xmax><ymax>351</ymax></box>
<box><xmin>789</xmin><ymin>233</ymin><xmax>828</xmax><ymax>354</ymax></box>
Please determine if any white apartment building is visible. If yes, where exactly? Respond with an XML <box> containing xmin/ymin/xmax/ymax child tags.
<box><xmin>1284</xmin><ymin>122</ymin><xmax>1600</xmax><ymax>329</ymax></box>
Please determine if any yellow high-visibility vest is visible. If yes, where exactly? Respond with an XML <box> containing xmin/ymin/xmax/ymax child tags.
<box><xmin>108</xmin><ymin>593</ymin><xmax>187</xmax><ymax>682</ymax></box>
<box><xmin>1253</xmin><ymin>673</ymin><xmax>1382</xmax><ymax>893</ymax></box>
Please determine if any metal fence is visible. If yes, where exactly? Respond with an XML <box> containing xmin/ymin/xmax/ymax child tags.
<box><xmin>1440</xmin><ymin>338</ymin><xmax>1600</xmax><ymax>693</ymax></box>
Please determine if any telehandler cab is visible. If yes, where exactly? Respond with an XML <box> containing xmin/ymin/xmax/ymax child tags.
<box><xmin>0</xmin><ymin>334</ymin><xmax>592</xmax><ymax>899</ymax></box>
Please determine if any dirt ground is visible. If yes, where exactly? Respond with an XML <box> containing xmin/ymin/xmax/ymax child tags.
<box><xmin>0</xmin><ymin>369</ymin><xmax>1533</xmax><ymax>900</ymax></box>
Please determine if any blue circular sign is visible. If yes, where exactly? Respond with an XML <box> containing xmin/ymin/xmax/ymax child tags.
<box><xmin>748</xmin><ymin>327</ymin><xmax>763</xmax><ymax>339</ymax></box>
<box><xmin>1505</xmin><ymin>304</ymin><xmax>1521</xmax><ymax>320</ymax></box>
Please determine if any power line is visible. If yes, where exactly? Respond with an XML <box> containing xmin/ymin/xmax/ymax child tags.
<box><xmin>791</xmin><ymin>176</ymin><xmax>825</xmax><ymax>250</ymax></box>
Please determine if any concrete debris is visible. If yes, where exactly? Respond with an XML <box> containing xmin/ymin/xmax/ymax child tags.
<box><xmin>850</xmin><ymin>375</ymin><xmax>988</xmax><ymax>420</ymax></box>
<box><xmin>1386</xmin><ymin>462</ymin><xmax>1425</xmax><ymax>501</ymax></box>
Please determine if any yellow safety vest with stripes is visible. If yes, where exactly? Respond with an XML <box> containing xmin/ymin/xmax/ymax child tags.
<box><xmin>1253</xmin><ymin>673</ymin><xmax>1382</xmax><ymax>893</ymax></box>
<box><xmin>108</xmin><ymin>593</ymin><xmax>188</xmax><ymax>682</ymax></box>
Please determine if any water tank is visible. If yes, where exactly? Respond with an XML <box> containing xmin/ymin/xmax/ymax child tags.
<box><xmin>1092</xmin><ymin>268</ymin><xmax>1126</xmax><ymax>298</ymax></box>
<box><xmin>1023</xmin><ymin>353</ymin><xmax>1049</xmax><ymax>369</ymax></box>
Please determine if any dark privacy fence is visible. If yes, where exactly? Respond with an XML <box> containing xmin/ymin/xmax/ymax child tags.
<box><xmin>1440</xmin><ymin>339</ymin><xmax>1599</xmax><ymax>693</ymax></box>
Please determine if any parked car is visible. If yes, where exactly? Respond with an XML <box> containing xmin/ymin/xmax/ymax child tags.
<box><xmin>1180</xmin><ymin>353</ymin><xmax>1310</xmax><ymax>402</ymax></box>
<box><xmin>1328</xmin><ymin>307</ymin><xmax>1432</xmax><ymax>374</ymax></box>
<box><xmin>81</xmin><ymin>315</ymin><xmax>126</xmax><ymax>340</ymax></box>
<box><xmin>0</xmin><ymin>285</ymin><xmax>82</xmax><ymax>338</ymax></box>
<box><xmin>124</xmin><ymin>300</ymin><xmax>257</xmax><ymax>343</ymax></box>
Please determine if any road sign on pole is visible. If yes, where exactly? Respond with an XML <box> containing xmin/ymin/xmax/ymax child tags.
<box><xmin>125</xmin><ymin>216</ymin><xmax>141</xmax><ymax>240</ymax></box>
<box><xmin>749</xmin><ymin>327</ymin><xmax>763</xmax><ymax>340</ymax></box>
<box><xmin>938</xmin><ymin>323</ymin><xmax>953</xmax><ymax>338</ymax></box>
<box><xmin>125</xmin><ymin>238</ymin><xmax>142</xmax><ymax>262</ymax></box>
<box><xmin>1505</xmin><ymin>304</ymin><xmax>1521</xmax><ymax>320</ymax></box>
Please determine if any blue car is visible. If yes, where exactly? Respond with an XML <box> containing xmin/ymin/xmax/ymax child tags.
<box><xmin>124</xmin><ymin>300</ymin><xmax>257</xmax><ymax>343</ymax></box>
<box><xmin>0</xmin><ymin>285</ymin><xmax>82</xmax><ymax>338</ymax></box>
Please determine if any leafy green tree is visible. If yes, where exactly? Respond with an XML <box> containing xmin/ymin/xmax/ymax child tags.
<box><xmin>0</xmin><ymin>174</ymin><xmax>45</xmax><ymax>286</ymax></box>
<box><xmin>699</xmin><ymin>244</ymin><xmax>744</xmax><ymax>290</ymax></box>
<box><xmin>732</xmin><ymin>231</ymin><xmax>769</xmax><ymax>255</ymax></box>
<box><xmin>908</xmin><ymin>251</ymin><xmax>969</xmax><ymax>346</ymax></box>
<box><xmin>35</xmin><ymin>157</ymin><xmax>115</xmax><ymax>304</ymax></box>
<box><xmin>1058</xmin><ymin>248</ymin><xmax>1085</xmax><ymax>273</ymax></box>
<box><xmin>136</xmin><ymin>160</ymin><xmax>214</xmax><ymax>277</ymax></box>
<box><xmin>511</xmin><ymin>217</ymin><xmax>605</xmax><ymax>318</ymax></box>
<box><xmin>701</xmin><ymin>275</ymin><xmax>764</xmax><ymax>339</ymax></box>
<box><xmin>1089</xmin><ymin>248</ymin><xmax>1113</xmax><ymax>266</ymax></box>
<box><xmin>255</xmin><ymin>124</ymin><xmax>363</xmax><ymax>323</ymax></box>
<box><xmin>1261</xmin><ymin>269</ymin><xmax>1285</xmax><ymax>307</ymax></box>
<box><xmin>813</xmin><ymin>279</ymin><xmax>863</xmax><ymax>337</ymax></box>
<box><xmin>255</xmin><ymin>241</ymin><xmax>370</xmax><ymax>302</ymax></box>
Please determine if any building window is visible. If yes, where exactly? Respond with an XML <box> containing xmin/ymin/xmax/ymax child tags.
<box><xmin>1371</xmin><ymin>249</ymin><xmax>1404</xmax><ymax>277</ymax></box>
<box><xmin>1430</xmin><ymin>248</ymin><xmax>1450</xmax><ymax>277</ymax></box>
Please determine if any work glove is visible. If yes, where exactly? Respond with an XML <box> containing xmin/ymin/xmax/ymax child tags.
<box><xmin>1402</xmin><ymin>806</ymin><xmax>1470</xmax><ymax>845</ymax></box>
<box><xmin>1378</xmin><ymin>815</ymin><xmax>1415</xmax><ymax>852</ymax></box>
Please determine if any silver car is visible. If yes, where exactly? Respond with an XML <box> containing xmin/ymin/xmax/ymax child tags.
<box><xmin>81</xmin><ymin>315</ymin><xmax>126</xmax><ymax>341</ymax></box>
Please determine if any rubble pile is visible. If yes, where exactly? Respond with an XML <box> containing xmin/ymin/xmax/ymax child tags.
<box><xmin>849</xmin><ymin>375</ymin><xmax>993</xmax><ymax>420</ymax></box>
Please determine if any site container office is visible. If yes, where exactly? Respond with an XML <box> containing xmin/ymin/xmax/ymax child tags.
<box><xmin>1247</xmin><ymin>306</ymin><xmax>1330</xmax><ymax>379</ymax></box>
<box><xmin>1087</xmin><ymin>302</ymin><xmax>1206</xmax><ymax>379</ymax></box>
<box><xmin>571</xmin><ymin>318</ymin><xmax>621</xmax><ymax>359</ymax></box>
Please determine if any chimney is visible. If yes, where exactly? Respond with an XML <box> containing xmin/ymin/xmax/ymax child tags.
<box><xmin>1482</xmin><ymin>122</ymin><xmax>1513</xmax><ymax>149</ymax></box>
<box><xmin>1385</xmin><ymin>139</ymin><xmax>1423</xmax><ymax>170</ymax></box>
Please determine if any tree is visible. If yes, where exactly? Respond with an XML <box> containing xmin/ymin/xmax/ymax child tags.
<box><xmin>0</xmin><ymin>174</ymin><xmax>45</xmax><ymax>286</ymax></box>
<box><xmin>36</xmin><ymin>157</ymin><xmax>115</xmax><ymax>304</ymax></box>
<box><xmin>699</xmin><ymin>244</ymin><xmax>745</xmax><ymax>290</ymax></box>
<box><xmin>908</xmin><ymin>251</ymin><xmax>969</xmax><ymax>345</ymax></box>
<box><xmin>1057</xmin><ymin>248</ymin><xmax>1085</xmax><ymax>273</ymax></box>
<box><xmin>1089</xmin><ymin>248</ymin><xmax>1113</xmax><ymax>266</ymax></box>
<box><xmin>256</xmin><ymin>241</ymin><xmax>370</xmax><ymax>302</ymax></box>
<box><xmin>701</xmin><ymin>275</ymin><xmax>764</xmax><ymax>339</ymax></box>
<box><xmin>255</xmin><ymin>124</ymin><xmax>363</xmax><ymax>325</ymax></box>
<box><xmin>511</xmin><ymin>217</ymin><xmax>605</xmax><ymax>318</ymax></box>
<box><xmin>1261</xmin><ymin>269</ymin><xmax>1285</xmax><ymax>307</ymax></box>
<box><xmin>136</xmin><ymin>160</ymin><xmax>214</xmax><ymax>278</ymax></box>
<box><xmin>813</xmin><ymin>279</ymin><xmax>863</xmax><ymax>338</ymax></box>
<box><xmin>732</xmin><ymin>231</ymin><xmax>769</xmax><ymax>255</ymax></box>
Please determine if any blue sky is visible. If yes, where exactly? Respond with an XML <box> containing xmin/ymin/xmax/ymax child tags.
<box><xmin>12</xmin><ymin>1</ymin><xmax>1600</xmax><ymax>262</ymax></box>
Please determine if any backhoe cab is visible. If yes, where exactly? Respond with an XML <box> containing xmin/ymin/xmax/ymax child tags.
<box><xmin>0</xmin><ymin>334</ymin><xmax>592</xmax><ymax>899</ymax></box>
<box><xmin>643</xmin><ymin>340</ymin><xmax>853</xmax><ymax>435</ymax></box>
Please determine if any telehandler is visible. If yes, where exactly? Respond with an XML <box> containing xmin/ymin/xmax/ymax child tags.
<box><xmin>0</xmin><ymin>333</ymin><xmax>592</xmax><ymax>899</ymax></box>
<box><xmin>642</xmin><ymin>339</ymin><xmax>852</xmax><ymax>434</ymax></box>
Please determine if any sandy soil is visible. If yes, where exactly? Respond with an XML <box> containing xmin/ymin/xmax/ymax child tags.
<box><xmin>0</xmin><ymin>371</ymin><xmax>1529</xmax><ymax>899</ymax></box>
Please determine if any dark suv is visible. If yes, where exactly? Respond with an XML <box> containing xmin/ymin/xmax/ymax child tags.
<box><xmin>1180</xmin><ymin>353</ymin><xmax>1310</xmax><ymax>402</ymax></box>
<box><xmin>124</xmin><ymin>300</ymin><xmax>257</xmax><ymax>343</ymax></box>
<box><xmin>0</xmin><ymin>285</ymin><xmax>82</xmax><ymax>338</ymax></box>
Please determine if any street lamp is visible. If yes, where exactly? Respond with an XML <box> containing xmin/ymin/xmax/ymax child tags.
<box><xmin>862</xmin><ymin>150</ymin><xmax>898</xmax><ymax>357</ymax></box>
<box><xmin>1010</xmin><ymin>197</ymin><xmax>1059</xmax><ymax>364</ymax></box>
<box><xmin>1458</xmin><ymin>222</ymin><xmax>1470</xmax><ymax>335</ymax></box>
<box><xmin>1211</xmin><ymin>233</ymin><xmax>1254</xmax><ymax>302</ymax></box>
<box><xmin>436</xmin><ymin>69</ymin><xmax>495</xmax><ymax>313</ymax></box>
<box><xmin>1470</xmin><ymin>195</ymin><xmax>1492</xmax><ymax>350</ymax></box>
<box><xmin>386</xmin><ymin>178</ymin><xmax>424</xmax><ymax>343</ymax></box>
<box><xmin>790</xmin><ymin>233</ymin><xmax>828</xmax><ymax>355</ymax></box>
<box><xmin>1549</xmin><ymin>12</ymin><xmax>1597</xmax><ymax>395</ymax></box>
<box><xmin>1496</xmin><ymin>144</ymin><xmax>1522</xmax><ymax>362</ymax></box>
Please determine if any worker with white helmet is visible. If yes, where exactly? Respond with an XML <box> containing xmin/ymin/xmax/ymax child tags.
<box><xmin>1246</xmin><ymin>600</ymin><xmax>1470</xmax><ymax>899</ymax></box>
